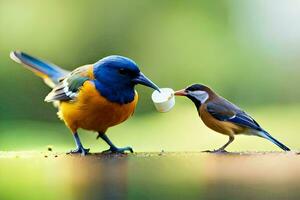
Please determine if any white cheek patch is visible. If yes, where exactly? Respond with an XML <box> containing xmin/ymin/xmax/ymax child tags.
<box><xmin>189</xmin><ymin>91</ymin><xmax>209</xmax><ymax>103</ymax></box>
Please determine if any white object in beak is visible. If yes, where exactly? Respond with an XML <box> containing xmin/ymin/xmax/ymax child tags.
<box><xmin>151</xmin><ymin>88</ymin><xmax>175</xmax><ymax>113</ymax></box>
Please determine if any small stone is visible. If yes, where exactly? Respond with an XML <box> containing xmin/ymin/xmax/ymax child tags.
<box><xmin>158</xmin><ymin>150</ymin><xmax>165</xmax><ymax>156</ymax></box>
<box><xmin>47</xmin><ymin>146</ymin><xmax>53</xmax><ymax>152</ymax></box>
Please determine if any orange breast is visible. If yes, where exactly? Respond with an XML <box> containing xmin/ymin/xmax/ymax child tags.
<box><xmin>199</xmin><ymin>105</ymin><xmax>245</xmax><ymax>136</ymax></box>
<box><xmin>58</xmin><ymin>81</ymin><xmax>138</xmax><ymax>133</ymax></box>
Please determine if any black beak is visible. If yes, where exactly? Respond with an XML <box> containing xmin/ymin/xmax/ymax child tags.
<box><xmin>132</xmin><ymin>72</ymin><xmax>160</xmax><ymax>92</ymax></box>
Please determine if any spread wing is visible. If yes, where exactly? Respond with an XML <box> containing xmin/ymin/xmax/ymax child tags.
<box><xmin>206</xmin><ymin>99</ymin><xmax>262</xmax><ymax>131</ymax></box>
<box><xmin>45</xmin><ymin>65</ymin><xmax>94</xmax><ymax>102</ymax></box>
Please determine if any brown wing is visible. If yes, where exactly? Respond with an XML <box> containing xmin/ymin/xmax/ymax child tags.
<box><xmin>206</xmin><ymin>98</ymin><xmax>262</xmax><ymax>131</ymax></box>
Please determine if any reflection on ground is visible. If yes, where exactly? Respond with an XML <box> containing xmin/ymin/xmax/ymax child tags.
<box><xmin>0</xmin><ymin>152</ymin><xmax>299</xmax><ymax>200</ymax></box>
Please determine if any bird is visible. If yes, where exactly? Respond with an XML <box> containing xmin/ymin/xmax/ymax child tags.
<box><xmin>10</xmin><ymin>51</ymin><xmax>160</xmax><ymax>155</ymax></box>
<box><xmin>174</xmin><ymin>84</ymin><xmax>290</xmax><ymax>152</ymax></box>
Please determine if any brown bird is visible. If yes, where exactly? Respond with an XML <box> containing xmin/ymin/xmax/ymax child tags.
<box><xmin>175</xmin><ymin>84</ymin><xmax>290</xmax><ymax>152</ymax></box>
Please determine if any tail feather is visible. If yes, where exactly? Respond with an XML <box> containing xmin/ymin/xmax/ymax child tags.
<box><xmin>10</xmin><ymin>51</ymin><xmax>69</xmax><ymax>88</ymax></box>
<box><xmin>258</xmin><ymin>131</ymin><xmax>290</xmax><ymax>151</ymax></box>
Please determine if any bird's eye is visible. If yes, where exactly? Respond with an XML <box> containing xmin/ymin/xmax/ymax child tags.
<box><xmin>119</xmin><ymin>68</ymin><xmax>126</xmax><ymax>75</ymax></box>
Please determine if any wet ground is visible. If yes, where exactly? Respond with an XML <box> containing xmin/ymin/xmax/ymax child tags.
<box><xmin>0</xmin><ymin>151</ymin><xmax>299</xmax><ymax>200</ymax></box>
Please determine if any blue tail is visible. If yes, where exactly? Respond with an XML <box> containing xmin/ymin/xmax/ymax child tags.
<box><xmin>258</xmin><ymin>131</ymin><xmax>290</xmax><ymax>151</ymax></box>
<box><xmin>10</xmin><ymin>51</ymin><xmax>69</xmax><ymax>87</ymax></box>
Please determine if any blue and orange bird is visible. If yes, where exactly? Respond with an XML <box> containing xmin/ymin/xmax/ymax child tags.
<box><xmin>10</xmin><ymin>51</ymin><xmax>160</xmax><ymax>155</ymax></box>
<box><xmin>175</xmin><ymin>84</ymin><xmax>290</xmax><ymax>152</ymax></box>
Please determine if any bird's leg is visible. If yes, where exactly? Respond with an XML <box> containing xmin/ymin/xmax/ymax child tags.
<box><xmin>204</xmin><ymin>136</ymin><xmax>234</xmax><ymax>153</ymax></box>
<box><xmin>98</xmin><ymin>132</ymin><xmax>133</xmax><ymax>154</ymax></box>
<box><xmin>214</xmin><ymin>136</ymin><xmax>234</xmax><ymax>152</ymax></box>
<box><xmin>68</xmin><ymin>132</ymin><xmax>90</xmax><ymax>156</ymax></box>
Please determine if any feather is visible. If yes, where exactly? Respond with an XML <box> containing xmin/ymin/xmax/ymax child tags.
<box><xmin>10</xmin><ymin>51</ymin><xmax>69</xmax><ymax>88</ymax></box>
<box><xmin>206</xmin><ymin>101</ymin><xmax>262</xmax><ymax>131</ymax></box>
<box><xmin>45</xmin><ymin>67</ymin><xmax>92</xmax><ymax>102</ymax></box>
<box><xmin>257</xmin><ymin>131</ymin><xmax>290</xmax><ymax>151</ymax></box>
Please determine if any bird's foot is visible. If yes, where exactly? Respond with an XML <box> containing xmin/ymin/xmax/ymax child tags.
<box><xmin>202</xmin><ymin>149</ymin><xmax>228</xmax><ymax>154</ymax></box>
<box><xmin>68</xmin><ymin>147</ymin><xmax>90</xmax><ymax>156</ymax></box>
<box><xmin>102</xmin><ymin>146</ymin><xmax>134</xmax><ymax>154</ymax></box>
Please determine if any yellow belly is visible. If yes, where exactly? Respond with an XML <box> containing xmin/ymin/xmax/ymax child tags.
<box><xmin>200</xmin><ymin>105</ymin><xmax>245</xmax><ymax>136</ymax></box>
<box><xmin>58</xmin><ymin>81</ymin><xmax>138</xmax><ymax>133</ymax></box>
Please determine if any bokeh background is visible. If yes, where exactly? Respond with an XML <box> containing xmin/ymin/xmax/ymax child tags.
<box><xmin>1</xmin><ymin>0</ymin><xmax>300</xmax><ymax>152</ymax></box>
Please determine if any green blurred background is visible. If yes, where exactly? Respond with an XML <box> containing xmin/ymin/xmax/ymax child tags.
<box><xmin>0</xmin><ymin>0</ymin><xmax>299</xmax><ymax>152</ymax></box>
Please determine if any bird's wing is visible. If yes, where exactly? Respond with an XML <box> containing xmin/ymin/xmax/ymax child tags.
<box><xmin>45</xmin><ymin>65</ymin><xmax>94</xmax><ymax>102</ymax></box>
<box><xmin>206</xmin><ymin>100</ymin><xmax>262</xmax><ymax>131</ymax></box>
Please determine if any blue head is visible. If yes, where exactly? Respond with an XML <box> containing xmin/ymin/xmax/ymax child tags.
<box><xmin>93</xmin><ymin>55</ymin><xmax>160</xmax><ymax>104</ymax></box>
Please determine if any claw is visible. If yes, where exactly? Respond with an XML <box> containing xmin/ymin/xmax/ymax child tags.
<box><xmin>202</xmin><ymin>149</ymin><xmax>228</xmax><ymax>154</ymax></box>
<box><xmin>102</xmin><ymin>146</ymin><xmax>134</xmax><ymax>154</ymax></box>
<box><xmin>68</xmin><ymin>147</ymin><xmax>90</xmax><ymax>156</ymax></box>
<box><xmin>96</xmin><ymin>133</ymin><xmax>101</xmax><ymax>140</ymax></box>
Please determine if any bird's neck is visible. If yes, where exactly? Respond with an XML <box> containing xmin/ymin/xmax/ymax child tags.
<box><xmin>187</xmin><ymin>96</ymin><xmax>202</xmax><ymax>111</ymax></box>
<box><xmin>94</xmin><ymin>80</ymin><xmax>136</xmax><ymax>104</ymax></box>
